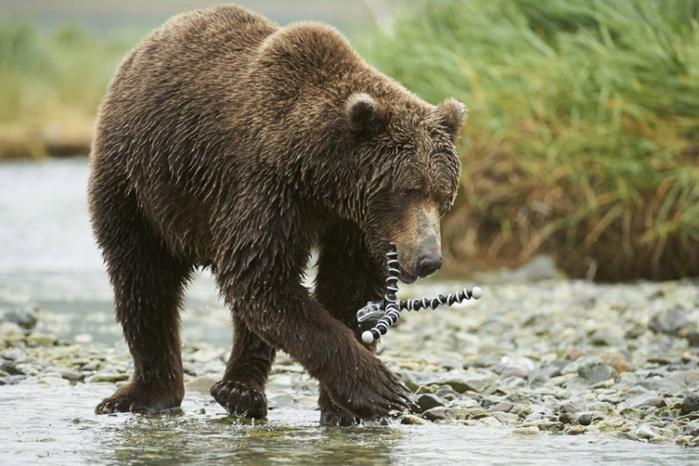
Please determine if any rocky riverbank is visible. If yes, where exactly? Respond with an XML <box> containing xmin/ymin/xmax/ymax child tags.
<box><xmin>1</xmin><ymin>279</ymin><xmax>698</xmax><ymax>447</ymax></box>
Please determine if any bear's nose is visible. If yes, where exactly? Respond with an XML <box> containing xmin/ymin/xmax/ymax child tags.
<box><xmin>415</xmin><ymin>251</ymin><xmax>442</xmax><ymax>277</ymax></box>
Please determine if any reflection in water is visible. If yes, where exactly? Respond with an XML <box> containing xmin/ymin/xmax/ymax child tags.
<box><xmin>2</xmin><ymin>384</ymin><xmax>698</xmax><ymax>466</ymax></box>
<box><xmin>109</xmin><ymin>413</ymin><xmax>401</xmax><ymax>465</ymax></box>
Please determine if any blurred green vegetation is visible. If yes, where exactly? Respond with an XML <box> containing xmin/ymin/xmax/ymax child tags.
<box><xmin>0</xmin><ymin>21</ymin><xmax>136</xmax><ymax>159</ymax></box>
<box><xmin>0</xmin><ymin>1</ymin><xmax>697</xmax><ymax>280</ymax></box>
<box><xmin>359</xmin><ymin>0</ymin><xmax>699</xmax><ymax>280</ymax></box>
<box><xmin>0</xmin><ymin>21</ymin><xmax>135</xmax><ymax>124</ymax></box>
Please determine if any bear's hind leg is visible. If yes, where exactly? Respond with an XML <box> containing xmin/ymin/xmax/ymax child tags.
<box><xmin>210</xmin><ymin>312</ymin><xmax>276</xmax><ymax>418</ymax></box>
<box><xmin>91</xmin><ymin>187</ymin><xmax>193</xmax><ymax>414</ymax></box>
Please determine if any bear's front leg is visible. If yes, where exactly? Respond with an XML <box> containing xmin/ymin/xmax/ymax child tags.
<box><xmin>314</xmin><ymin>225</ymin><xmax>388</xmax><ymax>425</ymax></box>
<box><xmin>218</xmin><ymin>278</ymin><xmax>409</xmax><ymax>422</ymax></box>
<box><xmin>210</xmin><ymin>312</ymin><xmax>275</xmax><ymax>418</ymax></box>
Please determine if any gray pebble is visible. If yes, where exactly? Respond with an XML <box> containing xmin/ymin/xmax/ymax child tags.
<box><xmin>86</xmin><ymin>373</ymin><xmax>129</xmax><ymax>383</ymax></box>
<box><xmin>0</xmin><ymin>361</ymin><xmax>24</xmax><ymax>376</ymax></box>
<box><xmin>681</xmin><ymin>393</ymin><xmax>699</xmax><ymax>415</ymax></box>
<box><xmin>649</xmin><ymin>306</ymin><xmax>688</xmax><ymax>336</ymax></box>
<box><xmin>414</xmin><ymin>393</ymin><xmax>445</xmax><ymax>413</ymax></box>
<box><xmin>422</xmin><ymin>407</ymin><xmax>455</xmax><ymax>421</ymax></box>
<box><xmin>632</xmin><ymin>423</ymin><xmax>656</xmax><ymax>440</ymax></box>
<box><xmin>631</xmin><ymin>395</ymin><xmax>667</xmax><ymax>409</ymax></box>
<box><xmin>487</xmin><ymin>401</ymin><xmax>513</xmax><ymax>413</ymax></box>
<box><xmin>559</xmin><ymin>412</ymin><xmax>578</xmax><ymax>425</ymax></box>
<box><xmin>685</xmin><ymin>331</ymin><xmax>699</xmax><ymax>348</ymax></box>
<box><xmin>438</xmin><ymin>374</ymin><xmax>494</xmax><ymax>394</ymax></box>
<box><xmin>400</xmin><ymin>414</ymin><xmax>428</xmax><ymax>425</ymax></box>
<box><xmin>0</xmin><ymin>306</ymin><xmax>37</xmax><ymax>330</ymax></box>
<box><xmin>577</xmin><ymin>357</ymin><xmax>617</xmax><ymax>384</ymax></box>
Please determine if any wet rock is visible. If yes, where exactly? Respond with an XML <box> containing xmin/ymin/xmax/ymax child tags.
<box><xmin>400</xmin><ymin>414</ymin><xmax>427</xmax><ymax>425</ymax></box>
<box><xmin>400</xmin><ymin>370</ymin><xmax>437</xmax><ymax>392</ymax></box>
<box><xmin>422</xmin><ymin>407</ymin><xmax>455</xmax><ymax>422</ymax></box>
<box><xmin>631</xmin><ymin>423</ymin><xmax>656</xmax><ymax>440</ymax></box>
<box><xmin>451</xmin><ymin>406</ymin><xmax>487</xmax><ymax>420</ymax></box>
<box><xmin>0</xmin><ymin>361</ymin><xmax>24</xmax><ymax>376</ymax></box>
<box><xmin>495</xmin><ymin>356</ymin><xmax>537</xmax><ymax>378</ymax></box>
<box><xmin>500</xmin><ymin>375</ymin><xmax>527</xmax><ymax>388</ymax></box>
<box><xmin>578</xmin><ymin>413</ymin><xmax>593</xmax><ymax>426</ymax></box>
<box><xmin>86</xmin><ymin>373</ymin><xmax>129</xmax><ymax>383</ymax></box>
<box><xmin>480</xmin><ymin>416</ymin><xmax>502</xmax><ymax>427</ymax></box>
<box><xmin>0</xmin><ymin>306</ymin><xmax>37</xmax><ymax>330</ymax></box>
<box><xmin>414</xmin><ymin>393</ymin><xmax>445</xmax><ymax>413</ymax></box>
<box><xmin>645</xmin><ymin>372</ymin><xmax>686</xmax><ymax>391</ymax></box>
<box><xmin>624</xmin><ymin>322</ymin><xmax>646</xmax><ymax>340</ymax></box>
<box><xmin>576</xmin><ymin>357</ymin><xmax>617</xmax><ymax>384</ymax></box>
<box><xmin>511</xmin><ymin>426</ymin><xmax>539</xmax><ymax>436</ymax></box>
<box><xmin>649</xmin><ymin>306</ymin><xmax>688</xmax><ymax>336</ymax></box>
<box><xmin>487</xmin><ymin>401</ymin><xmax>513</xmax><ymax>413</ymax></box>
<box><xmin>437</xmin><ymin>373</ymin><xmax>494</xmax><ymax>394</ymax></box>
<box><xmin>434</xmin><ymin>388</ymin><xmax>460</xmax><ymax>401</ymax></box>
<box><xmin>510</xmin><ymin>404</ymin><xmax>533</xmax><ymax>418</ymax></box>
<box><xmin>560</xmin><ymin>402</ymin><xmax>579</xmax><ymax>414</ymax></box>
<box><xmin>528</xmin><ymin>364</ymin><xmax>562</xmax><ymax>389</ymax></box>
<box><xmin>0</xmin><ymin>349</ymin><xmax>24</xmax><ymax>361</ymax></box>
<box><xmin>631</xmin><ymin>395</ymin><xmax>667</xmax><ymax>410</ymax></box>
<box><xmin>685</xmin><ymin>331</ymin><xmax>699</xmax><ymax>348</ymax></box>
<box><xmin>601</xmin><ymin>351</ymin><xmax>629</xmax><ymax>374</ymax></box>
<box><xmin>185</xmin><ymin>376</ymin><xmax>219</xmax><ymax>395</ymax></box>
<box><xmin>46</xmin><ymin>366</ymin><xmax>84</xmax><ymax>382</ymax></box>
<box><xmin>681</xmin><ymin>393</ymin><xmax>699</xmax><ymax>415</ymax></box>
<box><xmin>682</xmin><ymin>421</ymin><xmax>699</xmax><ymax>437</ymax></box>
<box><xmin>559</xmin><ymin>412</ymin><xmax>578</xmax><ymax>425</ymax></box>
<box><xmin>565</xmin><ymin>425</ymin><xmax>587</xmax><ymax>435</ymax></box>
<box><xmin>37</xmin><ymin>373</ymin><xmax>70</xmax><ymax>386</ymax></box>
<box><xmin>0</xmin><ymin>322</ymin><xmax>24</xmax><ymax>338</ymax></box>
<box><xmin>493</xmin><ymin>412</ymin><xmax>519</xmax><ymax>424</ymax></box>
<box><xmin>26</xmin><ymin>334</ymin><xmax>58</xmax><ymax>347</ymax></box>
<box><xmin>589</xmin><ymin>330</ymin><xmax>623</xmax><ymax>347</ymax></box>
<box><xmin>646</xmin><ymin>355</ymin><xmax>674</xmax><ymax>366</ymax></box>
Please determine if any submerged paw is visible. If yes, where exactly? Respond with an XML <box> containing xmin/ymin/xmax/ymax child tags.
<box><xmin>210</xmin><ymin>380</ymin><xmax>268</xmax><ymax>419</ymax></box>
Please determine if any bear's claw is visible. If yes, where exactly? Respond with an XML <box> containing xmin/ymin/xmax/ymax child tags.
<box><xmin>319</xmin><ymin>402</ymin><xmax>361</xmax><ymax>427</ymax></box>
<box><xmin>95</xmin><ymin>395</ymin><xmax>181</xmax><ymax>415</ymax></box>
<box><xmin>210</xmin><ymin>380</ymin><xmax>268</xmax><ymax>419</ymax></box>
<box><xmin>326</xmin><ymin>358</ymin><xmax>411</xmax><ymax>421</ymax></box>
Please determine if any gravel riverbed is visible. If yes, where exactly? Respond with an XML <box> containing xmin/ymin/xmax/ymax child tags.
<box><xmin>1</xmin><ymin>278</ymin><xmax>698</xmax><ymax>448</ymax></box>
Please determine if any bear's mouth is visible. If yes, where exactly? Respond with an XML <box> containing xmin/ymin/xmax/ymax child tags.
<box><xmin>399</xmin><ymin>267</ymin><xmax>418</xmax><ymax>284</ymax></box>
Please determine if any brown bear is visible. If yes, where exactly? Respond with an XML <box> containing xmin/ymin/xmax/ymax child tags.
<box><xmin>88</xmin><ymin>4</ymin><xmax>465</xmax><ymax>426</ymax></box>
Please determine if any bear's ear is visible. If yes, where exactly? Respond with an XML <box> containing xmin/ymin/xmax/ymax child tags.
<box><xmin>345</xmin><ymin>93</ymin><xmax>382</xmax><ymax>134</ymax></box>
<box><xmin>437</xmin><ymin>98</ymin><xmax>467</xmax><ymax>141</ymax></box>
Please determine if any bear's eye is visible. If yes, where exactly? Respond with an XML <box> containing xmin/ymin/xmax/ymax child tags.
<box><xmin>397</xmin><ymin>188</ymin><xmax>418</xmax><ymax>200</ymax></box>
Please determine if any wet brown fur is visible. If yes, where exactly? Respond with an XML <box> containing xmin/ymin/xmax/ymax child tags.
<box><xmin>88</xmin><ymin>4</ymin><xmax>465</xmax><ymax>424</ymax></box>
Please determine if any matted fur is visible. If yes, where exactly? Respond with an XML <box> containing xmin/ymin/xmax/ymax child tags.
<box><xmin>88</xmin><ymin>4</ymin><xmax>465</xmax><ymax>425</ymax></box>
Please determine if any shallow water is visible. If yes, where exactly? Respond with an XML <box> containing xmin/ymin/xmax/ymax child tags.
<box><xmin>1</xmin><ymin>159</ymin><xmax>698</xmax><ymax>465</ymax></box>
<box><xmin>3</xmin><ymin>383</ymin><xmax>698</xmax><ymax>466</ymax></box>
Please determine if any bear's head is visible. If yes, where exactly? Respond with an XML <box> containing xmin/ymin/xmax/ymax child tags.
<box><xmin>341</xmin><ymin>92</ymin><xmax>466</xmax><ymax>283</ymax></box>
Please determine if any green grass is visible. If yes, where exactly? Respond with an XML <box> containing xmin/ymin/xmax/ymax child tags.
<box><xmin>358</xmin><ymin>0</ymin><xmax>699</xmax><ymax>280</ymax></box>
<box><xmin>0</xmin><ymin>3</ymin><xmax>697</xmax><ymax>279</ymax></box>
<box><xmin>0</xmin><ymin>21</ymin><xmax>136</xmax><ymax>125</ymax></box>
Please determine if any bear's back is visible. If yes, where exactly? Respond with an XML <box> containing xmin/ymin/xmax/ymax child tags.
<box><xmin>108</xmin><ymin>5</ymin><xmax>277</xmax><ymax>99</ymax></box>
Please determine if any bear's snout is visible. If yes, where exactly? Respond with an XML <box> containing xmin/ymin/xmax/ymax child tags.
<box><xmin>415</xmin><ymin>246</ymin><xmax>442</xmax><ymax>277</ymax></box>
<box><xmin>393</xmin><ymin>200</ymin><xmax>443</xmax><ymax>282</ymax></box>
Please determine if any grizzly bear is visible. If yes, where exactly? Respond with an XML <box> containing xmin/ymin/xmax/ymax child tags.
<box><xmin>88</xmin><ymin>4</ymin><xmax>465</xmax><ymax>426</ymax></box>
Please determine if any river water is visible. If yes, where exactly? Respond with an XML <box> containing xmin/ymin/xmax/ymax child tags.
<box><xmin>1</xmin><ymin>158</ymin><xmax>698</xmax><ymax>465</ymax></box>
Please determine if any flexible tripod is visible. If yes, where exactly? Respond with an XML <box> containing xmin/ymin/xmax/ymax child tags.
<box><xmin>357</xmin><ymin>244</ymin><xmax>482</xmax><ymax>343</ymax></box>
